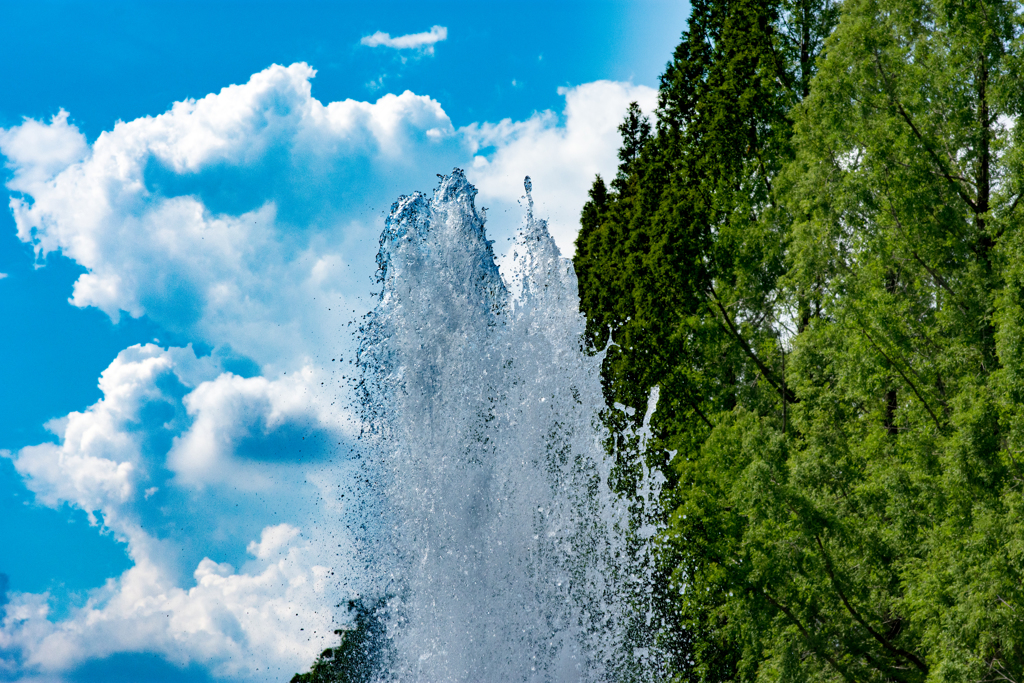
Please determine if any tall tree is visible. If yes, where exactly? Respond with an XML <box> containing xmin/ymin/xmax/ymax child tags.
<box><xmin>574</xmin><ymin>0</ymin><xmax>838</xmax><ymax>676</ymax></box>
<box><xmin>745</xmin><ymin>0</ymin><xmax>1024</xmax><ymax>675</ymax></box>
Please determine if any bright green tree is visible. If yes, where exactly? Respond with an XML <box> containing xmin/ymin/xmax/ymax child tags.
<box><xmin>734</xmin><ymin>0</ymin><xmax>1024</xmax><ymax>676</ymax></box>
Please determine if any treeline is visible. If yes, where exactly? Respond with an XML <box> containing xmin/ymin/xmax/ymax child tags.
<box><xmin>575</xmin><ymin>0</ymin><xmax>1024</xmax><ymax>678</ymax></box>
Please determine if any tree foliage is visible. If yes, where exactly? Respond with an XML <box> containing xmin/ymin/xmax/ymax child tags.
<box><xmin>575</xmin><ymin>0</ymin><xmax>1024</xmax><ymax>678</ymax></box>
<box><xmin>289</xmin><ymin>599</ymin><xmax>389</xmax><ymax>683</ymax></box>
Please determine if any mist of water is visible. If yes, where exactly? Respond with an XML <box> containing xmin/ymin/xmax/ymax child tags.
<box><xmin>350</xmin><ymin>170</ymin><xmax>665</xmax><ymax>682</ymax></box>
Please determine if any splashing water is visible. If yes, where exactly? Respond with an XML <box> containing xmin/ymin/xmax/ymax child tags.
<box><xmin>352</xmin><ymin>170</ymin><xmax>665</xmax><ymax>682</ymax></box>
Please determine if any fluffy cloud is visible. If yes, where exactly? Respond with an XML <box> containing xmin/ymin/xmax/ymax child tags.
<box><xmin>0</xmin><ymin>345</ymin><xmax>354</xmax><ymax>680</ymax></box>
<box><xmin>1</xmin><ymin>65</ymin><xmax>653</xmax><ymax>355</ymax></box>
<box><xmin>0</xmin><ymin>62</ymin><xmax>655</xmax><ymax>680</ymax></box>
<box><xmin>10</xmin><ymin>345</ymin><xmax>210</xmax><ymax>519</ymax></box>
<box><xmin>464</xmin><ymin>80</ymin><xmax>657</xmax><ymax>254</ymax></box>
<box><xmin>3</xmin><ymin>343</ymin><xmax>351</xmax><ymax>564</ymax></box>
<box><xmin>0</xmin><ymin>110</ymin><xmax>88</xmax><ymax>189</ymax></box>
<box><xmin>1</xmin><ymin>525</ymin><xmax>337</xmax><ymax>681</ymax></box>
<box><xmin>168</xmin><ymin>365</ymin><xmax>344</xmax><ymax>487</ymax></box>
<box><xmin>360</xmin><ymin>25</ymin><xmax>448</xmax><ymax>52</ymax></box>
<box><xmin>0</xmin><ymin>63</ymin><xmax>463</xmax><ymax>681</ymax></box>
<box><xmin>0</xmin><ymin>62</ymin><xmax>459</xmax><ymax>370</ymax></box>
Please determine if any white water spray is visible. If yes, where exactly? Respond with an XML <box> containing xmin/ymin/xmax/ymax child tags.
<box><xmin>352</xmin><ymin>170</ymin><xmax>664</xmax><ymax>682</ymax></box>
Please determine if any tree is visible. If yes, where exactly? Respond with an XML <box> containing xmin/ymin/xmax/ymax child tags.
<box><xmin>747</xmin><ymin>0</ymin><xmax>1024</xmax><ymax>675</ymax></box>
<box><xmin>612</xmin><ymin>103</ymin><xmax>652</xmax><ymax>196</ymax></box>
<box><xmin>575</xmin><ymin>0</ymin><xmax>838</xmax><ymax>675</ymax></box>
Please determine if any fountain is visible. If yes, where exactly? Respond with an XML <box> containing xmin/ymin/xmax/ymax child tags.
<box><xmin>346</xmin><ymin>170</ymin><xmax>664</xmax><ymax>682</ymax></box>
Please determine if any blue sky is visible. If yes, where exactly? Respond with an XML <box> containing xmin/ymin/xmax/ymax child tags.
<box><xmin>0</xmin><ymin>2</ymin><xmax>687</xmax><ymax>680</ymax></box>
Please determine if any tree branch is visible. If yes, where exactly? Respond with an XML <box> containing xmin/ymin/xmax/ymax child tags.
<box><xmin>689</xmin><ymin>399</ymin><xmax>714</xmax><ymax>429</ymax></box>
<box><xmin>759</xmin><ymin>588</ymin><xmax>858</xmax><ymax>683</ymax></box>
<box><xmin>877</xmin><ymin>172</ymin><xmax>971</xmax><ymax>316</ymax></box>
<box><xmin>1008</xmin><ymin>189</ymin><xmax>1024</xmax><ymax>216</ymax></box>
<box><xmin>814</xmin><ymin>536</ymin><xmax>929</xmax><ymax>673</ymax></box>
<box><xmin>854</xmin><ymin>321</ymin><xmax>944</xmax><ymax>431</ymax></box>
<box><xmin>707</xmin><ymin>284</ymin><xmax>797</xmax><ymax>403</ymax></box>
<box><xmin>871</xmin><ymin>51</ymin><xmax>979</xmax><ymax>214</ymax></box>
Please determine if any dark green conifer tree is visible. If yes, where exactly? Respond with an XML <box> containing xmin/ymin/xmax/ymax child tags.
<box><xmin>289</xmin><ymin>599</ymin><xmax>389</xmax><ymax>683</ymax></box>
<box><xmin>575</xmin><ymin>0</ymin><xmax>837</xmax><ymax>676</ymax></box>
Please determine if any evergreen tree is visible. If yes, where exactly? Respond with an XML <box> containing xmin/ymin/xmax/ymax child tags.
<box><xmin>575</xmin><ymin>0</ymin><xmax>838</xmax><ymax>675</ymax></box>
<box><xmin>741</xmin><ymin>0</ymin><xmax>1024</xmax><ymax>675</ymax></box>
<box><xmin>612</xmin><ymin>103</ymin><xmax>652</xmax><ymax>196</ymax></box>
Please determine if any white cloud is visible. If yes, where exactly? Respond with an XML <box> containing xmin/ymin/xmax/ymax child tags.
<box><xmin>0</xmin><ymin>66</ymin><xmax>652</xmax><ymax>355</ymax></box>
<box><xmin>360</xmin><ymin>25</ymin><xmax>448</xmax><ymax>53</ymax></box>
<box><xmin>248</xmin><ymin>523</ymin><xmax>301</xmax><ymax>560</ymax></box>
<box><xmin>0</xmin><ymin>62</ymin><xmax>459</xmax><ymax>371</ymax></box>
<box><xmin>5</xmin><ymin>342</ymin><xmax>351</xmax><ymax>548</ymax></box>
<box><xmin>0</xmin><ymin>109</ymin><xmax>88</xmax><ymax>190</ymax></box>
<box><xmin>167</xmin><ymin>365</ymin><xmax>342</xmax><ymax>488</ymax></box>
<box><xmin>10</xmin><ymin>345</ymin><xmax>206</xmax><ymax>520</ymax></box>
<box><xmin>463</xmin><ymin>80</ymin><xmax>658</xmax><ymax>255</ymax></box>
<box><xmin>1</xmin><ymin>526</ymin><xmax>337</xmax><ymax>681</ymax></box>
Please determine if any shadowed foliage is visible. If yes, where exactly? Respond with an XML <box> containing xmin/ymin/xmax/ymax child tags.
<box><xmin>289</xmin><ymin>599</ymin><xmax>389</xmax><ymax>683</ymax></box>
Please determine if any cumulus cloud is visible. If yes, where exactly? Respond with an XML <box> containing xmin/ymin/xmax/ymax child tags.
<box><xmin>4</xmin><ymin>343</ymin><xmax>351</xmax><ymax>559</ymax></box>
<box><xmin>0</xmin><ymin>66</ymin><xmax>652</xmax><ymax>355</ymax></box>
<box><xmin>8</xmin><ymin>342</ymin><xmax>347</xmax><ymax>505</ymax></box>
<box><xmin>464</xmin><ymin>80</ymin><xmax>658</xmax><ymax>254</ymax></box>
<box><xmin>360</xmin><ymin>25</ymin><xmax>448</xmax><ymax>53</ymax></box>
<box><xmin>0</xmin><ymin>110</ymin><xmax>88</xmax><ymax>190</ymax></box>
<box><xmin>0</xmin><ymin>525</ymin><xmax>337</xmax><ymax>680</ymax></box>
<box><xmin>10</xmin><ymin>345</ymin><xmax>207</xmax><ymax>519</ymax></box>
<box><xmin>0</xmin><ymin>62</ymin><xmax>656</xmax><ymax>680</ymax></box>
<box><xmin>168</xmin><ymin>365</ymin><xmax>341</xmax><ymax>487</ymax></box>
<box><xmin>0</xmin><ymin>62</ymin><xmax>459</xmax><ymax>370</ymax></box>
<box><xmin>0</xmin><ymin>345</ymin><xmax>356</xmax><ymax>681</ymax></box>
<box><xmin>0</xmin><ymin>63</ymin><xmax>462</xmax><ymax>681</ymax></box>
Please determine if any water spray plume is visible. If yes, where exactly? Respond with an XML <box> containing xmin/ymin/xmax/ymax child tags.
<box><xmin>347</xmin><ymin>170</ymin><xmax>665</xmax><ymax>682</ymax></box>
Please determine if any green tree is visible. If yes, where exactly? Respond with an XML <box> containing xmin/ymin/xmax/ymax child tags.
<box><xmin>745</xmin><ymin>0</ymin><xmax>1024</xmax><ymax>676</ymax></box>
<box><xmin>575</xmin><ymin>0</ymin><xmax>837</xmax><ymax>676</ymax></box>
